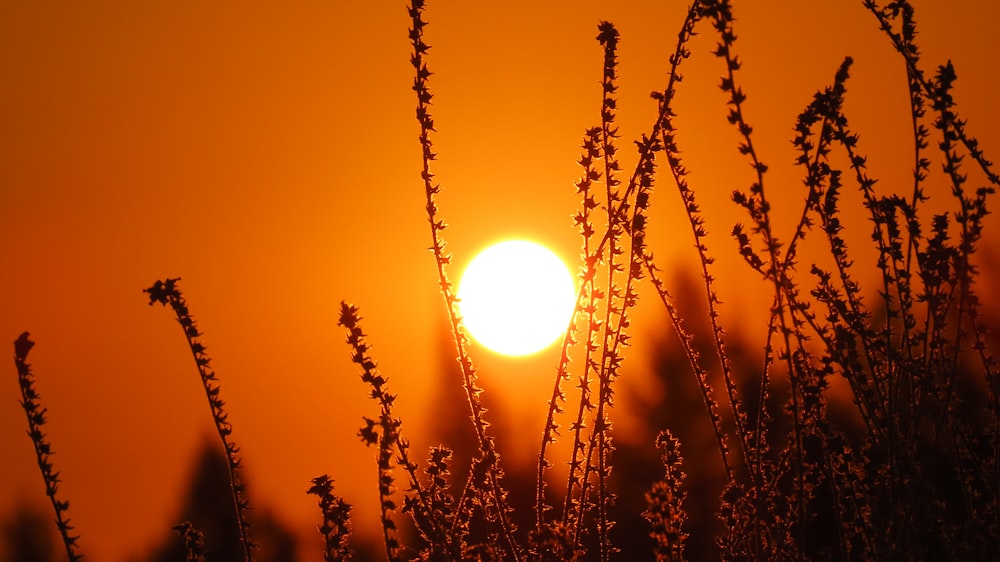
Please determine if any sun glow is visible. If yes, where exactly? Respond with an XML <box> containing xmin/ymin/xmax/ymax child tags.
<box><xmin>457</xmin><ymin>240</ymin><xmax>576</xmax><ymax>356</ymax></box>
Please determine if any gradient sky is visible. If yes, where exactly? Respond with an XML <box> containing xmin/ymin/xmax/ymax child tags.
<box><xmin>2</xmin><ymin>2</ymin><xmax>998</xmax><ymax>560</ymax></box>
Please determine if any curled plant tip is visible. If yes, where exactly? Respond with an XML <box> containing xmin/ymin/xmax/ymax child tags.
<box><xmin>14</xmin><ymin>330</ymin><xmax>35</xmax><ymax>359</ymax></box>
<box><xmin>644</xmin><ymin>431</ymin><xmax>688</xmax><ymax>562</ymax></box>
<box><xmin>308</xmin><ymin>475</ymin><xmax>353</xmax><ymax>562</ymax></box>
<box><xmin>144</xmin><ymin>277</ymin><xmax>180</xmax><ymax>307</ymax></box>
<box><xmin>145</xmin><ymin>279</ymin><xmax>256</xmax><ymax>562</ymax></box>
<box><xmin>172</xmin><ymin>522</ymin><xmax>207</xmax><ymax>562</ymax></box>
<box><xmin>13</xmin><ymin>332</ymin><xmax>85</xmax><ymax>562</ymax></box>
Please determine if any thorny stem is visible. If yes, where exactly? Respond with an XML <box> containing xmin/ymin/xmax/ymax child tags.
<box><xmin>13</xmin><ymin>332</ymin><xmax>85</xmax><ymax>562</ymax></box>
<box><xmin>338</xmin><ymin>303</ymin><xmax>404</xmax><ymax>562</ymax></box>
<box><xmin>408</xmin><ymin>1</ymin><xmax>521</xmax><ymax>558</ymax></box>
<box><xmin>537</xmin><ymin>0</ymin><xmax>715</xmax><ymax>530</ymax></box>
<box><xmin>538</xmin><ymin>127</ymin><xmax>601</xmax><ymax>537</ymax></box>
<box><xmin>145</xmin><ymin>278</ymin><xmax>255</xmax><ymax>562</ymax></box>
<box><xmin>588</xmin><ymin>22</ymin><xmax>627</xmax><ymax>560</ymax></box>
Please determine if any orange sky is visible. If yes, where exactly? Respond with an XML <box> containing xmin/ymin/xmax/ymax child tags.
<box><xmin>2</xmin><ymin>2</ymin><xmax>998</xmax><ymax>560</ymax></box>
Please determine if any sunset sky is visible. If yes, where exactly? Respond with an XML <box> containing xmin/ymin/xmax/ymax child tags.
<box><xmin>2</xmin><ymin>1</ymin><xmax>998</xmax><ymax>560</ymax></box>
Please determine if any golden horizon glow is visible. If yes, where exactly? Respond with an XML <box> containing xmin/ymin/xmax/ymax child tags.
<box><xmin>457</xmin><ymin>240</ymin><xmax>576</xmax><ymax>356</ymax></box>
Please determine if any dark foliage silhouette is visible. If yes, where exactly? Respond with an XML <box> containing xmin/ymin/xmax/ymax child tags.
<box><xmin>0</xmin><ymin>501</ymin><xmax>57</xmax><ymax>562</ymax></box>
<box><xmin>143</xmin><ymin>441</ymin><xmax>300</xmax><ymax>562</ymax></box>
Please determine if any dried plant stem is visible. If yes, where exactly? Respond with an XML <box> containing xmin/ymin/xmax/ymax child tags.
<box><xmin>339</xmin><ymin>302</ymin><xmax>462</xmax><ymax>559</ymax></box>
<box><xmin>592</xmin><ymin>23</ymin><xmax>626</xmax><ymax>560</ymax></box>
<box><xmin>145</xmin><ymin>278</ymin><xmax>255</xmax><ymax>562</ymax></box>
<box><xmin>338</xmin><ymin>303</ymin><xmax>404</xmax><ymax>561</ymax></box>
<box><xmin>407</xmin><ymin>2</ymin><xmax>520</xmax><ymax>558</ymax></box>
<box><xmin>536</xmin><ymin>126</ymin><xmax>600</xmax><ymax>537</ymax></box>
<box><xmin>13</xmin><ymin>332</ymin><xmax>84</xmax><ymax>562</ymax></box>
<box><xmin>637</xmin><ymin>0</ymin><xmax>749</xmax><ymax>487</ymax></box>
<box><xmin>643</xmin><ymin>257</ymin><xmax>733</xmax><ymax>478</ymax></box>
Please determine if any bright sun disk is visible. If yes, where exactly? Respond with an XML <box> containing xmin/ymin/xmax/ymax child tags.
<box><xmin>457</xmin><ymin>240</ymin><xmax>576</xmax><ymax>356</ymax></box>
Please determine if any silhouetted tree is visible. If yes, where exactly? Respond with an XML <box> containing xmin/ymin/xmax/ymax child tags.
<box><xmin>0</xmin><ymin>500</ymin><xmax>56</xmax><ymax>562</ymax></box>
<box><xmin>144</xmin><ymin>439</ymin><xmax>300</xmax><ymax>562</ymax></box>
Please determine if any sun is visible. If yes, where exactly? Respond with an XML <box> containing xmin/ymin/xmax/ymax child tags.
<box><xmin>457</xmin><ymin>240</ymin><xmax>577</xmax><ymax>357</ymax></box>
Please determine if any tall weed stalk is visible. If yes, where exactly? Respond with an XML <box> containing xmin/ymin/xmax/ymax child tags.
<box><xmin>13</xmin><ymin>332</ymin><xmax>84</xmax><ymax>562</ymax></box>
<box><xmin>145</xmin><ymin>278</ymin><xmax>257</xmax><ymax>562</ymax></box>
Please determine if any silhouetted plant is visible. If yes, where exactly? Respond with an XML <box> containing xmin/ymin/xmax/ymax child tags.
<box><xmin>643</xmin><ymin>431</ymin><xmax>688</xmax><ymax>562</ymax></box>
<box><xmin>171</xmin><ymin>522</ymin><xmax>206</xmax><ymax>562</ymax></box>
<box><xmin>145</xmin><ymin>278</ymin><xmax>256</xmax><ymax>562</ymax></box>
<box><xmin>336</xmin><ymin>303</ymin><xmax>405</xmax><ymax>561</ymax></box>
<box><xmin>13</xmin><ymin>332</ymin><xmax>83</xmax><ymax>562</ymax></box>
<box><xmin>307</xmin><ymin>475</ymin><xmax>353</xmax><ymax>562</ymax></box>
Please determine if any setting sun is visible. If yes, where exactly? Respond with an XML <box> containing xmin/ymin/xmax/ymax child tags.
<box><xmin>457</xmin><ymin>240</ymin><xmax>576</xmax><ymax>356</ymax></box>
